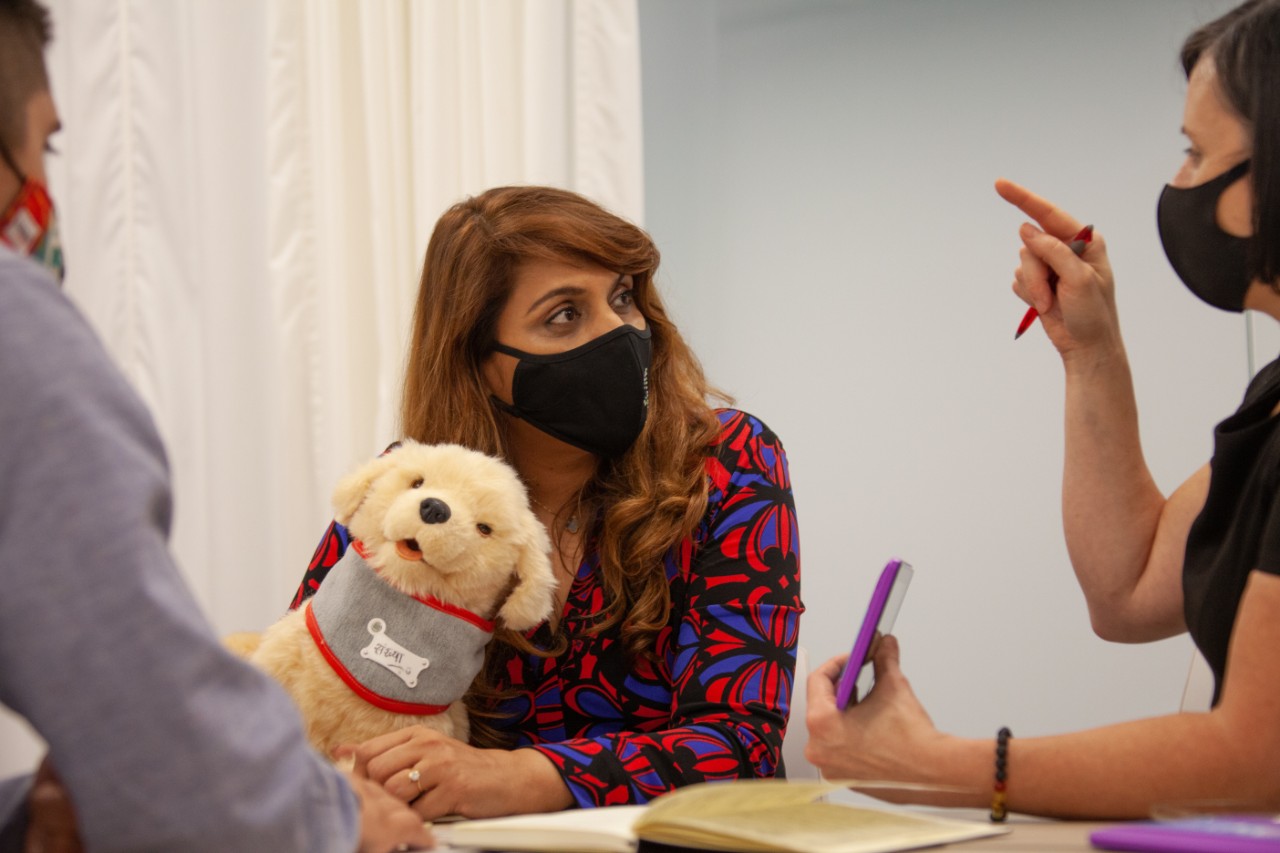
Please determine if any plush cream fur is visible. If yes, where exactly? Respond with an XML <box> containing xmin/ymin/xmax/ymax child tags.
<box><xmin>244</xmin><ymin>441</ymin><xmax>555</xmax><ymax>756</ymax></box>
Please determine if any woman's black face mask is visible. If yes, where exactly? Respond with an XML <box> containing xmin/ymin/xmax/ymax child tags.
<box><xmin>1156</xmin><ymin>159</ymin><xmax>1253</xmax><ymax>312</ymax></box>
<box><xmin>490</xmin><ymin>324</ymin><xmax>652</xmax><ymax>458</ymax></box>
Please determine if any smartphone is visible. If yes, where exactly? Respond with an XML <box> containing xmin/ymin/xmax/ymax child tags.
<box><xmin>834</xmin><ymin>558</ymin><xmax>913</xmax><ymax>709</ymax></box>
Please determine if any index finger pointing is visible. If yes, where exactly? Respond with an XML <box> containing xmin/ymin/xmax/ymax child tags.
<box><xmin>995</xmin><ymin>178</ymin><xmax>1084</xmax><ymax>241</ymax></box>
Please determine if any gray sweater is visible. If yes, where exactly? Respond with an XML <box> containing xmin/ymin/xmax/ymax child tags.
<box><xmin>0</xmin><ymin>249</ymin><xmax>359</xmax><ymax>852</ymax></box>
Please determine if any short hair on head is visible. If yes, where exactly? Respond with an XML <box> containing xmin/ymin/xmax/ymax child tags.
<box><xmin>1181</xmin><ymin>0</ymin><xmax>1280</xmax><ymax>287</ymax></box>
<box><xmin>0</xmin><ymin>0</ymin><xmax>52</xmax><ymax>161</ymax></box>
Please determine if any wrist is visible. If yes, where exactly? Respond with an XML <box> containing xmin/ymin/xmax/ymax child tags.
<box><xmin>873</xmin><ymin>732</ymin><xmax>987</xmax><ymax>808</ymax></box>
<box><xmin>928</xmin><ymin>735</ymin><xmax>996</xmax><ymax>810</ymax></box>
<box><xmin>510</xmin><ymin>748</ymin><xmax>574</xmax><ymax>812</ymax></box>
<box><xmin>1060</xmin><ymin>337</ymin><xmax>1128</xmax><ymax>377</ymax></box>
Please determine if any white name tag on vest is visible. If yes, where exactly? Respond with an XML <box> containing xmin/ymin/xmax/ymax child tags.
<box><xmin>359</xmin><ymin>618</ymin><xmax>431</xmax><ymax>688</ymax></box>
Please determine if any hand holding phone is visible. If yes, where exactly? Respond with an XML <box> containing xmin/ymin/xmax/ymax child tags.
<box><xmin>834</xmin><ymin>558</ymin><xmax>913</xmax><ymax>710</ymax></box>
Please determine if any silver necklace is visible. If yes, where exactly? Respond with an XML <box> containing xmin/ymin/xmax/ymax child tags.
<box><xmin>529</xmin><ymin>495</ymin><xmax>580</xmax><ymax>534</ymax></box>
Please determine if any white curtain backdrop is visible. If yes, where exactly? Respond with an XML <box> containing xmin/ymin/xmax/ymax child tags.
<box><xmin>1</xmin><ymin>0</ymin><xmax>642</xmax><ymax>778</ymax></box>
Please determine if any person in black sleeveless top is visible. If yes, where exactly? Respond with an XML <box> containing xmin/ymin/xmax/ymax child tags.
<box><xmin>806</xmin><ymin>0</ymin><xmax>1280</xmax><ymax>820</ymax></box>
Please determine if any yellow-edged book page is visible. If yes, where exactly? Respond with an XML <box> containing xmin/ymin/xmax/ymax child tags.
<box><xmin>438</xmin><ymin>803</ymin><xmax>644</xmax><ymax>853</ymax></box>
<box><xmin>633</xmin><ymin>780</ymin><xmax>1007</xmax><ymax>853</ymax></box>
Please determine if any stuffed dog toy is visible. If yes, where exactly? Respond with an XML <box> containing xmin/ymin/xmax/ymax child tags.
<box><xmin>244</xmin><ymin>440</ymin><xmax>555</xmax><ymax>755</ymax></box>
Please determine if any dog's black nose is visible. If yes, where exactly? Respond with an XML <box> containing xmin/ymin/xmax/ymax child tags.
<box><xmin>419</xmin><ymin>497</ymin><xmax>451</xmax><ymax>524</ymax></box>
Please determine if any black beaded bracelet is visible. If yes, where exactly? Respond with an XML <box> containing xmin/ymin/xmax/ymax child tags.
<box><xmin>990</xmin><ymin>726</ymin><xmax>1011</xmax><ymax>822</ymax></box>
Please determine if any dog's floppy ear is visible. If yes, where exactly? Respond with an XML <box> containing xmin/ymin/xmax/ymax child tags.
<box><xmin>331</xmin><ymin>453</ymin><xmax>397</xmax><ymax>526</ymax></box>
<box><xmin>496</xmin><ymin>518</ymin><xmax>555</xmax><ymax>631</ymax></box>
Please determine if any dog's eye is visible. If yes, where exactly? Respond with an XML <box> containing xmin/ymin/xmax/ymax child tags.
<box><xmin>411</xmin><ymin>478</ymin><xmax>424</xmax><ymax>489</ymax></box>
<box><xmin>476</xmin><ymin>523</ymin><xmax>493</xmax><ymax>537</ymax></box>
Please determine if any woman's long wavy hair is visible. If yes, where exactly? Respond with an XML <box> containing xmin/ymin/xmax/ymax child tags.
<box><xmin>400</xmin><ymin>186</ymin><xmax>725</xmax><ymax>746</ymax></box>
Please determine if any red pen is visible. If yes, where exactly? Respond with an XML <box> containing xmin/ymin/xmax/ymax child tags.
<box><xmin>1014</xmin><ymin>224</ymin><xmax>1094</xmax><ymax>339</ymax></box>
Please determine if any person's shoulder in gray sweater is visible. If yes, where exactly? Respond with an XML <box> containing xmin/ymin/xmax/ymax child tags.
<box><xmin>0</xmin><ymin>248</ymin><xmax>360</xmax><ymax>852</ymax></box>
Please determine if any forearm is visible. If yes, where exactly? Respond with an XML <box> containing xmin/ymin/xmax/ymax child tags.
<box><xmin>1060</xmin><ymin>344</ymin><xmax>1169</xmax><ymax>628</ymax></box>
<box><xmin>929</xmin><ymin>711</ymin><xmax>1267</xmax><ymax>820</ymax></box>
<box><xmin>811</xmin><ymin>638</ymin><xmax>1277</xmax><ymax>820</ymax></box>
<box><xmin>815</xmin><ymin>584</ymin><xmax>1280</xmax><ymax>821</ymax></box>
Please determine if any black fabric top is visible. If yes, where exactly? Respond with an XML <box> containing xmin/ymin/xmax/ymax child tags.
<box><xmin>1184</xmin><ymin>354</ymin><xmax>1280</xmax><ymax>705</ymax></box>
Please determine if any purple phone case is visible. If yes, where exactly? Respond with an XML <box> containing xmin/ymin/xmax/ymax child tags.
<box><xmin>1090</xmin><ymin>817</ymin><xmax>1280</xmax><ymax>852</ymax></box>
<box><xmin>834</xmin><ymin>558</ymin><xmax>912</xmax><ymax>710</ymax></box>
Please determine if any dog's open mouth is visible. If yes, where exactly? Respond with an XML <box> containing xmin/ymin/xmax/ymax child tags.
<box><xmin>395</xmin><ymin>539</ymin><xmax>425</xmax><ymax>562</ymax></box>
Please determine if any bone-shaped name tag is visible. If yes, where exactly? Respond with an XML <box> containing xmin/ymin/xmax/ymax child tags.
<box><xmin>359</xmin><ymin>618</ymin><xmax>430</xmax><ymax>688</ymax></box>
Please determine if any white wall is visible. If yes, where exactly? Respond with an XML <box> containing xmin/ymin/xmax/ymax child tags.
<box><xmin>638</xmin><ymin>0</ymin><xmax>1247</xmax><ymax>741</ymax></box>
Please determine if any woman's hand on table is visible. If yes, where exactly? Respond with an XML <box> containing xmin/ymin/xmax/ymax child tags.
<box><xmin>338</xmin><ymin>725</ymin><xmax>573</xmax><ymax>821</ymax></box>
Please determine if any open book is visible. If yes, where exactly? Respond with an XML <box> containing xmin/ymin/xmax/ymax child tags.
<box><xmin>438</xmin><ymin>780</ymin><xmax>1007</xmax><ymax>853</ymax></box>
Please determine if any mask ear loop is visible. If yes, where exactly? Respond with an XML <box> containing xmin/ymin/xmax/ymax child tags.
<box><xmin>489</xmin><ymin>394</ymin><xmax>523</xmax><ymax>419</ymax></box>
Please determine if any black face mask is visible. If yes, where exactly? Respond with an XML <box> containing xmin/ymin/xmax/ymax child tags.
<box><xmin>491</xmin><ymin>324</ymin><xmax>652</xmax><ymax>457</ymax></box>
<box><xmin>1157</xmin><ymin>159</ymin><xmax>1252</xmax><ymax>312</ymax></box>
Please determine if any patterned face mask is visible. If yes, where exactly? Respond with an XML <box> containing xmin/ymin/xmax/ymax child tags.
<box><xmin>0</xmin><ymin>176</ymin><xmax>64</xmax><ymax>283</ymax></box>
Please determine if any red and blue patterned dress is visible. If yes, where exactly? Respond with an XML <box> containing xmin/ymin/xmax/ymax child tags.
<box><xmin>290</xmin><ymin>409</ymin><xmax>803</xmax><ymax>807</ymax></box>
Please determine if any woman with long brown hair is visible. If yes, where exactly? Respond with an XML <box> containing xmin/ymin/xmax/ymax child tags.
<box><xmin>292</xmin><ymin>185</ymin><xmax>803</xmax><ymax>819</ymax></box>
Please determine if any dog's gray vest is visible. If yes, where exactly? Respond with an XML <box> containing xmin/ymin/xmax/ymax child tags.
<box><xmin>305</xmin><ymin>545</ymin><xmax>493</xmax><ymax>714</ymax></box>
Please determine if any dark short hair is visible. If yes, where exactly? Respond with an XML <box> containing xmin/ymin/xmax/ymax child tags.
<box><xmin>1182</xmin><ymin>0</ymin><xmax>1280</xmax><ymax>286</ymax></box>
<box><xmin>0</xmin><ymin>0</ymin><xmax>52</xmax><ymax>162</ymax></box>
